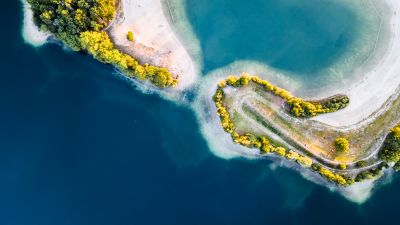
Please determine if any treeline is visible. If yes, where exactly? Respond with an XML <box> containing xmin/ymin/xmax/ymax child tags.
<box><xmin>354</xmin><ymin>163</ymin><xmax>388</xmax><ymax>182</ymax></box>
<box><xmin>28</xmin><ymin>0</ymin><xmax>115</xmax><ymax>50</ymax></box>
<box><xmin>219</xmin><ymin>75</ymin><xmax>349</xmax><ymax>118</ymax></box>
<box><xmin>80</xmin><ymin>31</ymin><xmax>176</xmax><ymax>87</ymax></box>
<box><xmin>379</xmin><ymin>124</ymin><xmax>400</xmax><ymax>163</ymax></box>
<box><xmin>289</xmin><ymin>96</ymin><xmax>349</xmax><ymax>117</ymax></box>
<box><xmin>311</xmin><ymin>164</ymin><xmax>353</xmax><ymax>185</ymax></box>
<box><xmin>214</xmin><ymin>74</ymin><xmax>354</xmax><ymax>186</ymax></box>
<box><xmin>28</xmin><ymin>0</ymin><xmax>177</xmax><ymax>88</ymax></box>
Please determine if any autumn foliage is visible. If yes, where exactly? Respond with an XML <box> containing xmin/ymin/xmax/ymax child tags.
<box><xmin>28</xmin><ymin>0</ymin><xmax>177</xmax><ymax>88</ymax></box>
<box><xmin>213</xmin><ymin>74</ymin><xmax>354</xmax><ymax>186</ymax></box>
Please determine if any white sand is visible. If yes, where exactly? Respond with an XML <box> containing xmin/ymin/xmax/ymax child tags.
<box><xmin>108</xmin><ymin>0</ymin><xmax>198</xmax><ymax>90</ymax></box>
<box><xmin>21</xmin><ymin>0</ymin><xmax>49</xmax><ymax>47</ymax></box>
<box><xmin>315</xmin><ymin>0</ymin><xmax>400</xmax><ymax>128</ymax></box>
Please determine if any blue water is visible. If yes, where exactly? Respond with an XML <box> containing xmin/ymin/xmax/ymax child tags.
<box><xmin>0</xmin><ymin>1</ymin><xmax>399</xmax><ymax>224</ymax></box>
<box><xmin>185</xmin><ymin>0</ymin><xmax>358</xmax><ymax>78</ymax></box>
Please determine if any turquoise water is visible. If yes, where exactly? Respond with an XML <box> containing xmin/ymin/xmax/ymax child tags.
<box><xmin>184</xmin><ymin>0</ymin><xmax>371</xmax><ymax>84</ymax></box>
<box><xmin>0</xmin><ymin>0</ymin><xmax>398</xmax><ymax>224</ymax></box>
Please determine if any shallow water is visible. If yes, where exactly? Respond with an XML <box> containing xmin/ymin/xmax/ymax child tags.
<box><xmin>3</xmin><ymin>0</ymin><xmax>400</xmax><ymax>224</ymax></box>
<box><xmin>183</xmin><ymin>0</ymin><xmax>381</xmax><ymax>90</ymax></box>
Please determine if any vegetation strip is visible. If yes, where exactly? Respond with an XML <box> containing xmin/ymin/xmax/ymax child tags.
<box><xmin>219</xmin><ymin>75</ymin><xmax>349</xmax><ymax>118</ymax></box>
<box><xmin>214</xmin><ymin>74</ymin><xmax>399</xmax><ymax>186</ymax></box>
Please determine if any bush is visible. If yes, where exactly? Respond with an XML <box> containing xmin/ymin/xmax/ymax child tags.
<box><xmin>296</xmin><ymin>156</ymin><xmax>313</xmax><ymax>168</ymax></box>
<box><xmin>127</xmin><ymin>31</ymin><xmax>135</xmax><ymax>42</ymax></box>
<box><xmin>260</xmin><ymin>137</ymin><xmax>271</xmax><ymax>153</ymax></box>
<box><xmin>355</xmin><ymin>160</ymin><xmax>367</xmax><ymax>168</ymax></box>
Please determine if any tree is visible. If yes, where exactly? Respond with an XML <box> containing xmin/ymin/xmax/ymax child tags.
<box><xmin>334</xmin><ymin>138</ymin><xmax>350</xmax><ymax>153</ymax></box>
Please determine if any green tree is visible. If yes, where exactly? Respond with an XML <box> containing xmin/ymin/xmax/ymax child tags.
<box><xmin>334</xmin><ymin>138</ymin><xmax>350</xmax><ymax>153</ymax></box>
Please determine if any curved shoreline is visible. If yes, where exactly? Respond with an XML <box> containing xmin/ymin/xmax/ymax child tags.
<box><xmin>314</xmin><ymin>0</ymin><xmax>400</xmax><ymax>127</ymax></box>
<box><xmin>107</xmin><ymin>0</ymin><xmax>198</xmax><ymax>90</ymax></box>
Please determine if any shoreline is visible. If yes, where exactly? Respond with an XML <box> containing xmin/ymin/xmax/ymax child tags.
<box><xmin>107</xmin><ymin>0</ymin><xmax>198</xmax><ymax>90</ymax></box>
<box><xmin>313</xmin><ymin>0</ymin><xmax>400</xmax><ymax>128</ymax></box>
<box><xmin>21</xmin><ymin>0</ymin><xmax>49</xmax><ymax>47</ymax></box>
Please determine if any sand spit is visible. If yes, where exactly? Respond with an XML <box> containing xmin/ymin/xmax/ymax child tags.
<box><xmin>315</xmin><ymin>0</ymin><xmax>400</xmax><ymax>128</ymax></box>
<box><xmin>108</xmin><ymin>0</ymin><xmax>198</xmax><ymax>90</ymax></box>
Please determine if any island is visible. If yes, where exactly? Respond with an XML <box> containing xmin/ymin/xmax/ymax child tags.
<box><xmin>24</xmin><ymin>0</ymin><xmax>400</xmax><ymax>202</ymax></box>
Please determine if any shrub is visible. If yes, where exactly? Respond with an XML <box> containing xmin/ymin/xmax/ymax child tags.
<box><xmin>286</xmin><ymin>150</ymin><xmax>300</xmax><ymax>160</ymax></box>
<box><xmin>272</xmin><ymin>147</ymin><xmax>286</xmax><ymax>157</ymax></box>
<box><xmin>260</xmin><ymin>137</ymin><xmax>271</xmax><ymax>153</ymax></box>
<box><xmin>391</xmin><ymin>126</ymin><xmax>400</xmax><ymax>139</ymax></box>
<box><xmin>355</xmin><ymin>160</ymin><xmax>367</xmax><ymax>168</ymax></box>
<box><xmin>127</xmin><ymin>31</ymin><xmax>135</xmax><ymax>42</ymax></box>
<box><xmin>297</xmin><ymin>156</ymin><xmax>313</xmax><ymax>168</ymax></box>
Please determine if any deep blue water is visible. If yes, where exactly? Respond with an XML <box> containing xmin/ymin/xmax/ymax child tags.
<box><xmin>0</xmin><ymin>1</ymin><xmax>399</xmax><ymax>225</ymax></box>
<box><xmin>185</xmin><ymin>0</ymin><xmax>358</xmax><ymax>77</ymax></box>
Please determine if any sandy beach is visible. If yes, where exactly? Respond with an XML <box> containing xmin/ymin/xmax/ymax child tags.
<box><xmin>108</xmin><ymin>0</ymin><xmax>198</xmax><ymax>90</ymax></box>
<box><xmin>314</xmin><ymin>0</ymin><xmax>400</xmax><ymax>128</ymax></box>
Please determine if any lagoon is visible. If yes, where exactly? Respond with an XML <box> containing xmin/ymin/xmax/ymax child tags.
<box><xmin>183</xmin><ymin>0</ymin><xmax>382</xmax><ymax>88</ymax></box>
